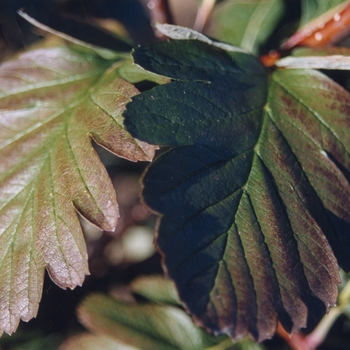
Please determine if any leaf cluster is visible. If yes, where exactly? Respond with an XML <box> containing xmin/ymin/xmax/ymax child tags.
<box><xmin>1</xmin><ymin>0</ymin><xmax>350</xmax><ymax>348</ymax></box>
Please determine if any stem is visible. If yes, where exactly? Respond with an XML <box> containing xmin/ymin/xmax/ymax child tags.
<box><xmin>303</xmin><ymin>280</ymin><xmax>350</xmax><ymax>349</ymax></box>
<box><xmin>304</xmin><ymin>307</ymin><xmax>343</xmax><ymax>349</ymax></box>
<box><xmin>147</xmin><ymin>0</ymin><xmax>174</xmax><ymax>38</ymax></box>
<box><xmin>159</xmin><ymin>0</ymin><xmax>174</xmax><ymax>24</ymax></box>
<box><xmin>193</xmin><ymin>0</ymin><xmax>216</xmax><ymax>32</ymax></box>
<box><xmin>277</xmin><ymin>280</ymin><xmax>350</xmax><ymax>350</ymax></box>
<box><xmin>281</xmin><ymin>0</ymin><xmax>350</xmax><ymax>50</ymax></box>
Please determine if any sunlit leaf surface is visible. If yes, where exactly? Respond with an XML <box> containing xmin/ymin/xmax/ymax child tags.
<box><xmin>0</xmin><ymin>43</ymin><xmax>155</xmax><ymax>335</ymax></box>
<box><xmin>124</xmin><ymin>39</ymin><xmax>349</xmax><ymax>341</ymax></box>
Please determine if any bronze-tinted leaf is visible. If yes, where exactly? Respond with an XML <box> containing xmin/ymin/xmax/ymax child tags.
<box><xmin>0</xmin><ymin>42</ymin><xmax>155</xmax><ymax>335</ymax></box>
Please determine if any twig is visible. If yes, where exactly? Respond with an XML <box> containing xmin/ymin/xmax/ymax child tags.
<box><xmin>193</xmin><ymin>0</ymin><xmax>216</xmax><ymax>32</ymax></box>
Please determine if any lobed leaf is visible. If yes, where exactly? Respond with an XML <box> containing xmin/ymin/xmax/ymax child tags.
<box><xmin>0</xmin><ymin>43</ymin><xmax>155</xmax><ymax>335</ymax></box>
<box><xmin>124</xmin><ymin>39</ymin><xmax>347</xmax><ymax>341</ymax></box>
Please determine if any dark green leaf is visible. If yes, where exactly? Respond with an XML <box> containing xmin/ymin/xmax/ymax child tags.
<box><xmin>126</xmin><ymin>40</ymin><xmax>266</xmax><ymax>149</ymax></box>
<box><xmin>124</xmin><ymin>39</ymin><xmax>345</xmax><ymax>341</ymax></box>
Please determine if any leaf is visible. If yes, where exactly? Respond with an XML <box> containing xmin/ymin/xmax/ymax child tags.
<box><xmin>18</xmin><ymin>7</ymin><xmax>132</xmax><ymax>59</ymax></box>
<box><xmin>229</xmin><ymin>338</ymin><xmax>267</xmax><ymax>350</ymax></box>
<box><xmin>208</xmin><ymin>0</ymin><xmax>284</xmax><ymax>53</ymax></box>
<box><xmin>276</xmin><ymin>47</ymin><xmax>350</xmax><ymax>69</ymax></box>
<box><xmin>292</xmin><ymin>47</ymin><xmax>350</xmax><ymax>56</ymax></box>
<box><xmin>268</xmin><ymin>69</ymin><xmax>350</xmax><ymax>272</ymax></box>
<box><xmin>300</xmin><ymin>0</ymin><xmax>348</xmax><ymax>26</ymax></box>
<box><xmin>0</xmin><ymin>42</ymin><xmax>155</xmax><ymax>335</ymax></box>
<box><xmin>130</xmin><ymin>275</ymin><xmax>181</xmax><ymax>306</ymax></box>
<box><xmin>60</xmin><ymin>334</ymin><xmax>138</xmax><ymax>350</ymax></box>
<box><xmin>123</xmin><ymin>39</ymin><xmax>346</xmax><ymax>341</ymax></box>
<box><xmin>155</xmin><ymin>24</ymin><xmax>248</xmax><ymax>54</ymax></box>
<box><xmin>76</xmin><ymin>293</ymin><xmax>220</xmax><ymax>350</ymax></box>
<box><xmin>282</xmin><ymin>0</ymin><xmax>350</xmax><ymax>49</ymax></box>
<box><xmin>117</xmin><ymin>57</ymin><xmax>170</xmax><ymax>85</ymax></box>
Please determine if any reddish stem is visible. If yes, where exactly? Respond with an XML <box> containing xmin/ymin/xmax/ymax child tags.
<box><xmin>282</xmin><ymin>1</ymin><xmax>350</xmax><ymax>50</ymax></box>
<box><xmin>193</xmin><ymin>0</ymin><xmax>216</xmax><ymax>32</ymax></box>
<box><xmin>147</xmin><ymin>0</ymin><xmax>174</xmax><ymax>38</ymax></box>
<box><xmin>276</xmin><ymin>323</ymin><xmax>316</xmax><ymax>350</ymax></box>
<box><xmin>260</xmin><ymin>1</ymin><xmax>350</xmax><ymax>67</ymax></box>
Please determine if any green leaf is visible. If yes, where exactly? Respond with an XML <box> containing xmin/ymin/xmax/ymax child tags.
<box><xmin>117</xmin><ymin>57</ymin><xmax>170</xmax><ymax>85</ymax></box>
<box><xmin>208</xmin><ymin>0</ymin><xmax>284</xmax><ymax>53</ymax></box>
<box><xmin>229</xmin><ymin>338</ymin><xmax>267</xmax><ymax>350</ymax></box>
<box><xmin>76</xmin><ymin>293</ymin><xmax>220</xmax><ymax>350</ymax></box>
<box><xmin>300</xmin><ymin>0</ymin><xmax>347</xmax><ymax>26</ymax></box>
<box><xmin>61</xmin><ymin>334</ymin><xmax>138</xmax><ymax>350</ymax></box>
<box><xmin>0</xmin><ymin>42</ymin><xmax>155</xmax><ymax>335</ymax></box>
<box><xmin>124</xmin><ymin>39</ymin><xmax>346</xmax><ymax>341</ymax></box>
<box><xmin>130</xmin><ymin>275</ymin><xmax>181</xmax><ymax>306</ymax></box>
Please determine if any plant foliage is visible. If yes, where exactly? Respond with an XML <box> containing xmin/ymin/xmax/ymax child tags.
<box><xmin>209</xmin><ymin>0</ymin><xmax>285</xmax><ymax>53</ymax></box>
<box><xmin>61</xmin><ymin>275</ymin><xmax>265</xmax><ymax>350</ymax></box>
<box><xmin>1</xmin><ymin>0</ymin><xmax>350</xmax><ymax>346</ymax></box>
<box><xmin>124</xmin><ymin>28</ymin><xmax>350</xmax><ymax>341</ymax></box>
<box><xmin>0</xmin><ymin>42</ymin><xmax>155</xmax><ymax>335</ymax></box>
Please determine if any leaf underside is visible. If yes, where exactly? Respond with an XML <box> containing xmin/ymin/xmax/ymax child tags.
<box><xmin>0</xmin><ymin>43</ymin><xmax>155</xmax><ymax>335</ymax></box>
<box><xmin>124</xmin><ymin>40</ymin><xmax>350</xmax><ymax>341</ymax></box>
